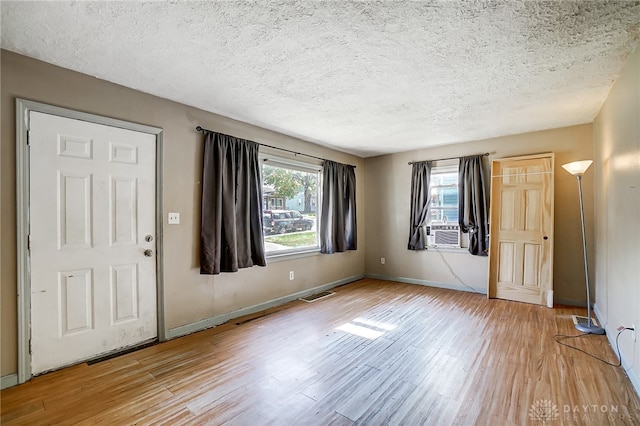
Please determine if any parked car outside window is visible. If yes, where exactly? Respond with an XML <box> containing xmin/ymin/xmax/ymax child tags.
<box><xmin>263</xmin><ymin>209</ymin><xmax>313</xmax><ymax>234</ymax></box>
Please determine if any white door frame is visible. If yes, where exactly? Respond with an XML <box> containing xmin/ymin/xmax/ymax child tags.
<box><xmin>15</xmin><ymin>98</ymin><xmax>165</xmax><ymax>384</ymax></box>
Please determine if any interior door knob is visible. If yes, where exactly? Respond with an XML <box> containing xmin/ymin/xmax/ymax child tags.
<box><xmin>144</xmin><ymin>249</ymin><xmax>154</xmax><ymax>257</ymax></box>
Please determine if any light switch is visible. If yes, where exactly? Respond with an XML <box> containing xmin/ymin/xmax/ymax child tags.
<box><xmin>168</xmin><ymin>212</ymin><xmax>180</xmax><ymax>224</ymax></box>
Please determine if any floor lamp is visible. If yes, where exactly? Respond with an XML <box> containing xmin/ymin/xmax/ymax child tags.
<box><xmin>561</xmin><ymin>160</ymin><xmax>605</xmax><ymax>335</ymax></box>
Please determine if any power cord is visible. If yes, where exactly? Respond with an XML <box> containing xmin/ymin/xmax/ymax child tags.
<box><xmin>432</xmin><ymin>246</ymin><xmax>483</xmax><ymax>294</ymax></box>
<box><xmin>429</xmin><ymin>246</ymin><xmax>629</xmax><ymax>365</ymax></box>
<box><xmin>553</xmin><ymin>327</ymin><xmax>632</xmax><ymax>367</ymax></box>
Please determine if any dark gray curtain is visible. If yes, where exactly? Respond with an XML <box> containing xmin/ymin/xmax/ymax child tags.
<box><xmin>320</xmin><ymin>161</ymin><xmax>357</xmax><ymax>254</ymax></box>
<box><xmin>408</xmin><ymin>161</ymin><xmax>432</xmax><ymax>250</ymax></box>
<box><xmin>458</xmin><ymin>155</ymin><xmax>489</xmax><ymax>256</ymax></box>
<box><xmin>200</xmin><ymin>132</ymin><xmax>266</xmax><ymax>274</ymax></box>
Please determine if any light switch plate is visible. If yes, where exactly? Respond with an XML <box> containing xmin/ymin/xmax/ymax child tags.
<box><xmin>168</xmin><ymin>212</ymin><xmax>180</xmax><ymax>224</ymax></box>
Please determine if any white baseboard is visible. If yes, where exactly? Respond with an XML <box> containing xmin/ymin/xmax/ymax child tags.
<box><xmin>166</xmin><ymin>274</ymin><xmax>364</xmax><ymax>340</ymax></box>
<box><xmin>592</xmin><ymin>303</ymin><xmax>605</xmax><ymax>328</ymax></box>
<box><xmin>366</xmin><ymin>274</ymin><xmax>589</xmax><ymax>308</ymax></box>
<box><xmin>593</xmin><ymin>303</ymin><xmax>640</xmax><ymax>398</ymax></box>
<box><xmin>1</xmin><ymin>374</ymin><xmax>18</xmax><ymax>390</ymax></box>
<box><xmin>365</xmin><ymin>273</ymin><xmax>486</xmax><ymax>295</ymax></box>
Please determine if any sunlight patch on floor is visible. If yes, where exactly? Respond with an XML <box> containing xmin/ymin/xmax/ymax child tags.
<box><xmin>335</xmin><ymin>317</ymin><xmax>397</xmax><ymax>339</ymax></box>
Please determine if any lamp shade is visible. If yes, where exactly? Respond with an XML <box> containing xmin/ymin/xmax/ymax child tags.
<box><xmin>561</xmin><ymin>160</ymin><xmax>593</xmax><ymax>176</ymax></box>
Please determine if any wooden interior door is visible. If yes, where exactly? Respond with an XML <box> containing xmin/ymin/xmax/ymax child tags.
<box><xmin>488</xmin><ymin>153</ymin><xmax>554</xmax><ymax>306</ymax></box>
<box><xmin>29</xmin><ymin>111</ymin><xmax>158</xmax><ymax>374</ymax></box>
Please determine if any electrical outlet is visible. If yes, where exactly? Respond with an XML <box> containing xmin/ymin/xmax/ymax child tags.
<box><xmin>168</xmin><ymin>212</ymin><xmax>180</xmax><ymax>224</ymax></box>
<box><xmin>289</xmin><ymin>271</ymin><xmax>294</xmax><ymax>280</ymax></box>
<box><xmin>381</xmin><ymin>257</ymin><xmax>385</xmax><ymax>265</ymax></box>
<box><xmin>621</xmin><ymin>325</ymin><xmax>637</xmax><ymax>341</ymax></box>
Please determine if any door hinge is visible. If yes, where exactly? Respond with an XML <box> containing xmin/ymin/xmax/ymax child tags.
<box><xmin>27</xmin><ymin>235</ymin><xmax>32</xmax><ymax>251</ymax></box>
<box><xmin>27</xmin><ymin>130</ymin><xmax>31</xmax><ymax>146</ymax></box>
<box><xmin>29</xmin><ymin>338</ymin><xmax>32</xmax><ymax>355</ymax></box>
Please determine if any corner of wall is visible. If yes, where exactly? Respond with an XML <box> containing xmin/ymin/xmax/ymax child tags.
<box><xmin>594</xmin><ymin>304</ymin><xmax>640</xmax><ymax>397</ymax></box>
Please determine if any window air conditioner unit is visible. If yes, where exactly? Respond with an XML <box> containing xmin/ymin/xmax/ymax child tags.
<box><xmin>427</xmin><ymin>224</ymin><xmax>460</xmax><ymax>247</ymax></box>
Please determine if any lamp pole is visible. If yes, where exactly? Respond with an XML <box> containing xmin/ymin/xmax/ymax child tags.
<box><xmin>574</xmin><ymin>174</ymin><xmax>604</xmax><ymax>335</ymax></box>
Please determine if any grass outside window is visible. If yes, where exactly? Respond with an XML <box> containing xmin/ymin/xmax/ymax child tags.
<box><xmin>265</xmin><ymin>231</ymin><xmax>317</xmax><ymax>248</ymax></box>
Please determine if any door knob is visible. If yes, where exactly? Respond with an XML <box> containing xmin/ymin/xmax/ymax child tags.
<box><xmin>144</xmin><ymin>249</ymin><xmax>154</xmax><ymax>257</ymax></box>
<box><xmin>543</xmin><ymin>236</ymin><xmax>549</xmax><ymax>240</ymax></box>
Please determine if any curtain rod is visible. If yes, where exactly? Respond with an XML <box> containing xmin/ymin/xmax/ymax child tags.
<box><xmin>196</xmin><ymin>126</ymin><xmax>355</xmax><ymax>168</ymax></box>
<box><xmin>408</xmin><ymin>152</ymin><xmax>489</xmax><ymax>165</ymax></box>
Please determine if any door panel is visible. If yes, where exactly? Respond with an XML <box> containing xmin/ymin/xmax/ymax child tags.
<box><xmin>499</xmin><ymin>190</ymin><xmax>517</xmax><ymax>230</ymax></box>
<box><xmin>111</xmin><ymin>176</ymin><xmax>138</xmax><ymax>245</ymax></box>
<box><xmin>30</xmin><ymin>111</ymin><xmax>157</xmax><ymax>375</ymax></box>
<box><xmin>488</xmin><ymin>154</ymin><xmax>554</xmax><ymax>306</ymax></box>
<box><xmin>523</xmin><ymin>243</ymin><xmax>541</xmax><ymax>287</ymax></box>
<box><xmin>60</xmin><ymin>269</ymin><xmax>93</xmax><ymax>334</ymax></box>
<box><xmin>59</xmin><ymin>172</ymin><xmax>93</xmax><ymax>248</ymax></box>
<box><xmin>497</xmin><ymin>242</ymin><xmax>515</xmax><ymax>283</ymax></box>
<box><xmin>111</xmin><ymin>263</ymin><xmax>139</xmax><ymax>324</ymax></box>
<box><xmin>524</xmin><ymin>189</ymin><xmax>542</xmax><ymax>231</ymax></box>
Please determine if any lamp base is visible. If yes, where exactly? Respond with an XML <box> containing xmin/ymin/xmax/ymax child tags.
<box><xmin>575</xmin><ymin>323</ymin><xmax>605</xmax><ymax>335</ymax></box>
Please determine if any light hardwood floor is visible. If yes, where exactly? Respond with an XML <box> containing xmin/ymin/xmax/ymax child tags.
<box><xmin>2</xmin><ymin>278</ymin><xmax>639</xmax><ymax>425</ymax></box>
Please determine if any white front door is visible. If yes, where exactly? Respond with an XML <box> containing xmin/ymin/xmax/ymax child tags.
<box><xmin>29</xmin><ymin>111</ymin><xmax>158</xmax><ymax>374</ymax></box>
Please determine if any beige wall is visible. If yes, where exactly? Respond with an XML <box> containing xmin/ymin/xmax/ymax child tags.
<box><xmin>593</xmin><ymin>45</ymin><xmax>640</xmax><ymax>382</ymax></box>
<box><xmin>363</xmin><ymin>125</ymin><xmax>595</xmax><ymax>303</ymax></box>
<box><xmin>1</xmin><ymin>50</ymin><xmax>365</xmax><ymax>376</ymax></box>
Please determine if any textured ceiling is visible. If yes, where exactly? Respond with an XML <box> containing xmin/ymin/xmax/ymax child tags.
<box><xmin>2</xmin><ymin>1</ymin><xmax>639</xmax><ymax>157</ymax></box>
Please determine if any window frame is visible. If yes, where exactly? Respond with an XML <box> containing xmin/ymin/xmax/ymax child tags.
<box><xmin>260</xmin><ymin>153</ymin><xmax>322</xmax><ymax>259</ymax></box>
<box><xmin>428</xmin><ymin>162</ymin><xmax>459</xmax><ymax>225</ymax></box>
<box><xmin>427</xmin><ymin>160</ymin><xmax>468</xmax><ymax>250</ymax></box>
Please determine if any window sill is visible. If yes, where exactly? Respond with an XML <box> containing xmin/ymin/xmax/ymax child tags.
<box><xmin>426</xmin><ymin>246</ymin><xmax>469</xmax><ymax>254</ymax></box>
<box><xmin>265</xmin><ymin>248</ymin><xmax>321</xmax><ymax>263</ymax></box>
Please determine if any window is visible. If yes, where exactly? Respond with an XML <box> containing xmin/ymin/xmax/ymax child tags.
<box><xmin>261</xmin><ymin>155</ymin><xmax>321</xmax><ymax>256</ymax></box>
<box><xmin>427</xmin><ymin>161</ymin><xmax>466</xmax><ymax>248</ymax></box>
<box><xmin>429</xmin><ymin>163</ymin><xmax>459</xmax><ymax>225</ymax></box>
